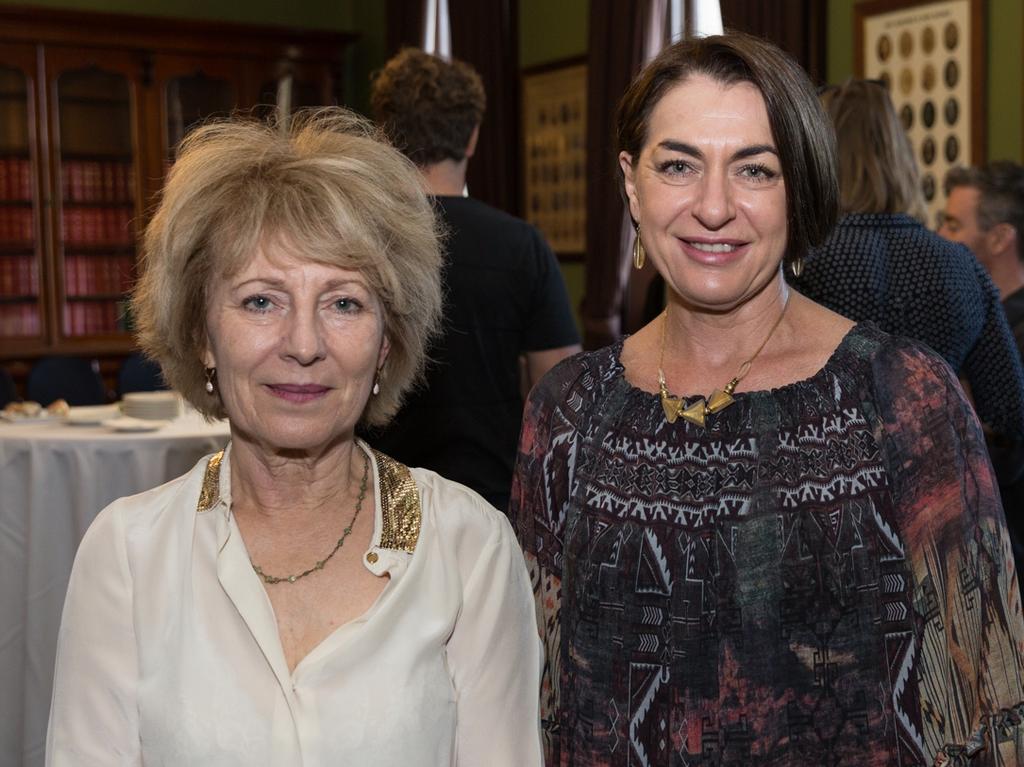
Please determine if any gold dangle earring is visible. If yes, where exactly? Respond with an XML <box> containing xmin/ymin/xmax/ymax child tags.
<box><xmin>204</xmin><ymin>367</ymin><xmax>216</xmax><ymax>395</ymax></box>
<box><xmin>789</xmin><ymin>257</ymin><xmax>803</xmax><ymax>278</ymax></box>
<box><xmin>633</xmin><ymin>225</ymin><xmax>646</xmax><ymax>270</ymax></box>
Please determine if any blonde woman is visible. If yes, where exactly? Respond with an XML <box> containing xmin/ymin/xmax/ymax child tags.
<box><xmin>46</xmin><ymin>109</ymin><xmax>542</xmax><ymax>766</ymax></box>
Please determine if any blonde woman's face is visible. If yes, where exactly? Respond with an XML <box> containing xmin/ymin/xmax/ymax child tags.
<box><xmin>203</xmin><ymin>242</ymin><xmax>389</xmax><ymax>455</ymax></box>
<box><xmin>620</xmin><ymin>75</ymin><xmax>788</xmax><ymax>312</ymax></box>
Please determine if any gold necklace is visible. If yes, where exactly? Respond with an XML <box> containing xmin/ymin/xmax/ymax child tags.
<box><xmin>658</xmin><ymin>299</ymin><xmax>789</xmax><ymax>427</ymax></box>
<box><xmin>251</xmin><ymin>451</ymin><xmax>370</xmax><ymax>585</ymax></box>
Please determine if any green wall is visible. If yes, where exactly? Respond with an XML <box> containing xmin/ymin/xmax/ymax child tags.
<box><xmin>0</xmin><ymin>0</ymin><xmax>353</xmax><ymax>29</ymax></box>
<box><xmin>519</xmin><ymin>0</ymin><xmax>588</xmax><ymax>68</ymax></box>
<box><xmin>827</xmin><ymin>0</ymin><xmax>1022</xmax><ymax>163</ymax></box>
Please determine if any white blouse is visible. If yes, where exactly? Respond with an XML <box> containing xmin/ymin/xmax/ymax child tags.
<box><xmin>46</xmin><ymin>442</ymin><xmax>543</xmax><ymax>766</ymax></box>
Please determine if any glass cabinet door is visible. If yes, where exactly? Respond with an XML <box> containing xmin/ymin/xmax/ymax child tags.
<box><xmin>0</xmin><ymin>46</ymin><xmax>43</xmax><ymax>347</ymax></box>
<box><xmin>165</xmin><ymin>72</ymin><xmax>236</xmax><ymax>160</ymax></box>
<box><xmin>47</xmin><ymin>49</ymin><xmax>142</xmax><ymax>342</ymax></box>
<box><xmin>254</xmin><ymin>60</ymin><xmax>339</xmax><ymax>121</ymax></box>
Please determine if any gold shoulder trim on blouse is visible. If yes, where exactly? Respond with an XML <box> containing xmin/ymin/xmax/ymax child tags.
<box><xmin>196</xmin><ymin>450</ymin><xmax>225</xmax><ymax>514</ymax></box>
<box><xmin>372</xmin><ymin>449</ymin><xmax>421</xmax><ymax>553</ymax></box>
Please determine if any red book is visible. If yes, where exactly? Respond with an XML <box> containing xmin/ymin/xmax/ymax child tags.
<box><xmin>19</xmin><ymin>207</ymin><xmax>31</xmax><ymax>242</ymax></box>
<box><xmin>84</xmin><ymin>162</ymin><xmax>95</xmax><ymax>203</ymax></box>
<box><xmin>83</xmin><ymin>209</ymin><xmax>95</xmax><ymax>245</ymax></box>
<box><xmin>19</xmin><ymin>158</ymin><xmax>31</xmax><ymax>200</ymax></box>
<box><xmin>68</xmin><ymin>161</ymin><xmax>80</xmax><ymax>202</ymax></box>
<box><xmin>0</xmin><ymin>157</ymin><xmax>9</xmax><ymax>200</ymax></box>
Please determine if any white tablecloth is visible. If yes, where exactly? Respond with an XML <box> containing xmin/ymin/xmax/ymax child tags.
<box><xmin>0</xmin><ymin>409</ymin><xmax>230</xmax><ymax>767</ymax></box>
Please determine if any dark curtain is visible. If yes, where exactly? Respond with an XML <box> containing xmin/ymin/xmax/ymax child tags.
<box><xmin>449</xmin><ymin>0</ymin><xmax>520</xmax><ymax>214</ymax></box>
<box><xmin>385</xmin><ymin>0</ymin><xmax>426</xmax><ymax>54</ymax></box>
<box><xmin>720</xmin><ymin>0</ymin><xmax>827</xmax><ymax>84</ymax></box>
<box><xmin>581</xmin><ymin>0</ymin><xmax>649</xmax><ymax>349</ymax></box>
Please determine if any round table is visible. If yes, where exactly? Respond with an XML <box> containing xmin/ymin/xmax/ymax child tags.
<box><xmin>0</xmin><ymin>408</ymin><xmax>231</xmax><ymax>767</ymax></box>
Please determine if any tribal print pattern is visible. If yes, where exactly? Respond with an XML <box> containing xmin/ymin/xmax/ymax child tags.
<box><xmin>511</xmin><ymin>324</ymin><xmax>1024</xmax><ymax>767</ymax></box>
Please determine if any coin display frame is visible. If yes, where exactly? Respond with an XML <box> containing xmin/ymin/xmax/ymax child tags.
<box><xmin>856</xmin><ymin>0</ymin><xmax>983</xmax><ymax>227</ymax></box>
<box><xmin>521</xmin><ymin>58</ymin><xmax>587</xmax><ymax>259</ymax></box>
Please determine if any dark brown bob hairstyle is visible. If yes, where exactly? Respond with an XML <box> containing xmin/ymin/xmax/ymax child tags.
<box><xmin>617</xmin><ymin>32</ymin><xmax>839</xmax><ymax>267</ymax></box>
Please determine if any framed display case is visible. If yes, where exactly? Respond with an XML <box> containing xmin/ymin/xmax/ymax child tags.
<box><xmin>521</xmin><ymin>57</ymin><xmax>587</xmax><ymax>260</ymax></box>
<box><xmin>856</xmin><ymin>0</ymin><xmax>985</xmax><ymax>227</ymax></box>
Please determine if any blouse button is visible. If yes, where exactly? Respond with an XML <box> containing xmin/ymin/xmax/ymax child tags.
<box><xmin>366</xmin><ymin>551</ymin><xmax>379</xmax><ymax>564</ymax></box>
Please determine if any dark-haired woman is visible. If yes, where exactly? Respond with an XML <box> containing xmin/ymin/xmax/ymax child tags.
<box><xmin>511</xmin><ymin>34</ymin><xmax>1024</xmax><ymax>767</ymax></box>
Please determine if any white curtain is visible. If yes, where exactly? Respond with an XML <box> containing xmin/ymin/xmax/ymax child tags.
<box><xmin>423</xmin><ymin>0</ymin><xmax>452</xmax><ymax>59</ymax></box>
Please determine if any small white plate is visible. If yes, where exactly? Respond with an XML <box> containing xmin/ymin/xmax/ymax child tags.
<box><xmin>0</xmin><ymin>411</ymin><xmax>58</xmax><ymax>423</ymax></box>
<box><xmin>66</xmin><ymin>405</ymin><xmax>121</xmax><ymax>425</ymax></box>
<box><xmin>103</xmin><ymin>416</ymin><xmax>170</xmax><ymax>432</ymax></box>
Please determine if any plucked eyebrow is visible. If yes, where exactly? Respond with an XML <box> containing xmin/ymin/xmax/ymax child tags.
<box><xmin>656</xmin><ymin>140</ymin><xmax>779</xmax><ymax>162</ymax></box>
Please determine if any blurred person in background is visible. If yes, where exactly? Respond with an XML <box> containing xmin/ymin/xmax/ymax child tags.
<box><xmin>512</xmin><ymin>37</ymin><xmax>1024</xmax><ymax>766</ymax></box>
<box><xmin>368</xmin><ymin>48</ymin><xmax>580</xmax><ymax>512</ymax></box>
<box><xmin>791</xmin><ymin>79</ymin><xmax>1024</xmax><ymax>463</ymax></box>
<box><xmin>791</xmin><ymin>80</ymin><xmax>1024</xmax><ymax>567</ymax></box>
<box><xmin>941</xmin><ymin>161</ymin><xmax>1024</xmax><ymax>357</ymax></box>
<box><xmin>46</xmin><ymin>109</ymin><xmax>542</xmax><ymax>766</ymax></box>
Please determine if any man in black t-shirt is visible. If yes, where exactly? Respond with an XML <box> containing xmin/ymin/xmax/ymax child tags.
<box><xmin>367</xmin><ymin>49</ymin><xmax>581</xmax><ymax>510</ymax></box>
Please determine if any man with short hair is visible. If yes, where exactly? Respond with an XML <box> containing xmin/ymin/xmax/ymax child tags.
<box><xmin>942</xmin><ymin>161</ymin><xmax>1024</xmax><ymax>555</ymax></box>
<box><xmin>367</xmin><ymin>48</ymin><xmax>581</xmax><ymax>511</ymax></box>
<box><xmin>941</xmin><ymin>162</ymin><xmax>1024</xmax><ymax>355</ymax></box>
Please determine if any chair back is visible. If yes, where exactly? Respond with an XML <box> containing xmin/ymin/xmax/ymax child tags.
<box><xmin>26</xmin><ymin>357</ymin><xmax>107</xmax><ymax>406</ymax></box>
<box><xmin>118</xmin><ymin>353</ymin><xmax>167</xmax><ymax>396</ymax></box>
<box><xmin>0</xmin><ymin>367</ymin><xmax>17</xmax><ymax>408</ymax></box>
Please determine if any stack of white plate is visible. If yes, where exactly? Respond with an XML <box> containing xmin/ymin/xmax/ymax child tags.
<box><xmin>121</xmin><ymin>391</ymin><xmax>181</xmax><ymax>421</ymax></box>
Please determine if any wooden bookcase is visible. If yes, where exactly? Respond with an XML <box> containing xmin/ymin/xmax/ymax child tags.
<box><xmin>0</xmin><ymin>7</ymin><xmax>355</xmax><ymax>396</ymax></box>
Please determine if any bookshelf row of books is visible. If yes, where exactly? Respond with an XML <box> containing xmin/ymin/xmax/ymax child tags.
<box><xmin>62</xmin><ymin>207</ymin><xmax>134</xmax><ymax>246</ymax></box>
<box><xmin>0</xmin><ymin>157</ymin><xmax>32</xmax><ymax>201</ymax></box>
<box><xmin>64</xmin><ymin>254</ymin><xmax>133</xmax><ymax>296</ymax></box>
<box><xmin>0</xmin><ymin>255</ymin><xmax>38</xmax><ymax>296</ymax></box>
<box><xmin>0</xmin><ymin>304</ymin><xmax>41</xmax><ymax>337</ymax></box>
<box><xmin>61</xmin><ymin>159</ymin><xmax>134</xmax><ymax>204</ymax></box>
<box><xmin>63</xmin><ymin>299</ymin><xmax>126</xmax><ymax>336</ymax></box>
<box><xmin>0</xmin><ymin>206</ymin><xmax>33</xmax><ymax>242</ymax></box>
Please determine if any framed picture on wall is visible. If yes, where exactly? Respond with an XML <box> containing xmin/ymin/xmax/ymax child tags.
<box><xmin>855</xmin><ymin>0</ymin><xmax>985</xmax><ymax>228</ymax></box>
<box><xmin>521</xmin><ymin>57</ymin><xmax>587</xmax><ymax>261</ymax></box>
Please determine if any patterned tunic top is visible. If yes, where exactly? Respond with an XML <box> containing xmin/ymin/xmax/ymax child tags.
<box><xmin>510</xmin><ymin>323</ymin><xmax>1024</xmax><ymax>767</ymax></box>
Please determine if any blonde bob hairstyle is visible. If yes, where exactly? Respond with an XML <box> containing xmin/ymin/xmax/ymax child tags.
<box><xmin>131</xmin><ymin>108</ymin><xmax>443</xmax><ymax>427</ymax></box>
<box><xmin>820</xmin><ymin>79</ymin><xmax>927</xmax><ymax>222</ymax></box>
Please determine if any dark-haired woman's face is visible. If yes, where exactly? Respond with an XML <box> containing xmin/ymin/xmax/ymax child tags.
<box><xmin>620</xmin><ymin>75</ymin><xmax>788</xmax><ymax>312</ymax></box>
